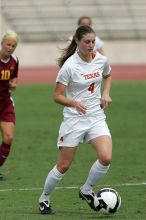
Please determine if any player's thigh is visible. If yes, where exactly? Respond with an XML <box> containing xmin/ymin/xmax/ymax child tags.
<box><xmin>0</xmin><ymin>121</ymin><xmax>15</xmax><ymax>138</ymax></box>
<box><xmin>57</xmin><ymin>147</ymin><xmax>77</xmax><ymax>165</ymax></box>
<box><xmin>90</xmin><ymin>135</ymin><xmax>112</xmax><ymax>164</ymax></box>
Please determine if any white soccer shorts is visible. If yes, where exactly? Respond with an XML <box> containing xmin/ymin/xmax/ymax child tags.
<box><xmin>57</xmin><ymin>112</ymin><xmax>111</xmax><ymax>147</ymax></box>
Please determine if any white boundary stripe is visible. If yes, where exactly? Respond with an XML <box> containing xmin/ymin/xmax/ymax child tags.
<box><xmin>0</xmin><ymin>182</ymin><xmax>146</xmax><ymax>192</ymax></box>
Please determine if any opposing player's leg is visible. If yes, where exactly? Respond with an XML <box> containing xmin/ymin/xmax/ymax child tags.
<box><xmin>39</xmin><ymin>146</ymin><xmax>77</xmax><ymax>214</ymax></box>
<box><xmin>0</xmin><ymin>99</ymin><xmax>15</xmax><ymax>180</ymax></box>
<box><xmin>79</xmin><ymin>135</ymin><xmax>112</xmax><ymax>210</ymax></box>
<box><xmin>0</xmin><ymin>122</ymin><xmax>15</xmax><ymax>180</ymax></box>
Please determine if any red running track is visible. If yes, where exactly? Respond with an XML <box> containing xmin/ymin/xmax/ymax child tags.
<box><xmin>18</xmin><ymin>65</ymin><xmax>146</xmax><ymax>84</ymax></box>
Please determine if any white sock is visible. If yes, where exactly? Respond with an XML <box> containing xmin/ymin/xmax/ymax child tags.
<box><xmin>39</xmin><ymin>165</ymin><xmax>65</xmax><ymax>203</ymax></box>
<box><xmin>81</xmin><ymin>160</ymin><xmax>110</xmax><ymax>194</ymax></box>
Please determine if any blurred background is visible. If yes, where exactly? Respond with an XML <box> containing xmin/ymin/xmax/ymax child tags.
<box><xmin>0</xmin><ymin>0</ymin><xmax>146</xmax><ymax>70</ymax></box>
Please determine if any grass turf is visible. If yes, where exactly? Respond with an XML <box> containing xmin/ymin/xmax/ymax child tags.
<box><xmin>0</xmin><ymin>82</ymin><xmax>146</xmax><ymax>220</ymax></box>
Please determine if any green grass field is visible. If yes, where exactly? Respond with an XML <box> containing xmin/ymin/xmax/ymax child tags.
<box><xmin>0</xmin><ymin>82</ymin><xmax>146</xmax><ymax>220</ymax></box>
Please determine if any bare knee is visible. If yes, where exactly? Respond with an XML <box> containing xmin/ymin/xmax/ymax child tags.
<box><xmin>99</xmin><ymin>155</ymin><xmax>112</xmax><ymax>166</ymax></box>
<box><xmin>3</xmin><ymin>133</ymin><xmax>13</xmax><ymax>145</ymax></box>
<box><xmin>57</xmin><ymin>160</ymin><xmax>72</xmax><ymax>173</ymax></box>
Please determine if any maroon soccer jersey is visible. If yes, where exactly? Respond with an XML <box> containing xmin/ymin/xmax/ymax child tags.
<box><xmin>0</xmin><ymin>54</ymin><xmax>19</xmax><ymax>100</ymax></box>
<box><xmin>0</xmin><ymin>54</ymin><xmax>18</xmax><ymax>123</ymax></box>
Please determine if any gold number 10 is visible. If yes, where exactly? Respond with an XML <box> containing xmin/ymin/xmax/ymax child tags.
<box><xmin>1</xmin><ymin>70</ymin><xmax>10</xmax><ymax>80</ymax></box>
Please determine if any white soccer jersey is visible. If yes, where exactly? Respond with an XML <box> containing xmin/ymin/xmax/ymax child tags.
<box><xmin>56</xmin><ymin>51</ymin><xmax>111</xmax><ymax>117</ymax></box>
<box><xmin>94</xmin><ymin>36</ymin><xmax>104</xmax><ymax>51</ymax></box>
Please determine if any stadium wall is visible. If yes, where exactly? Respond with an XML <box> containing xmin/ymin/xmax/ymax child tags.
<box><xmin>16</xmin><ymin>40</ymin><xmax>146</xmax><ymax>67</ymax></box>
<box><xmin>1</xmin><ymin>14</ymin><xmax>146</xmax><ymax>67</ymax></box>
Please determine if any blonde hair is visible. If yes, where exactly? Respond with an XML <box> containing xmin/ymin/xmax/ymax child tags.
<box><xmin>1</xmin><ymin>30</ymin><xmax>19</xmax><ymax>43</ymax></box>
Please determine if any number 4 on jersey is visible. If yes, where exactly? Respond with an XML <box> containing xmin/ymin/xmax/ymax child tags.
<box><xmin>88</xmin><ymin>83</ymin><xmax>95</xmax><ymax>93</ymax></box>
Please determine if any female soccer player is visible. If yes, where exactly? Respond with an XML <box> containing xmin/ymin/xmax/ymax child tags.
<box><xmin>0</xmin><ymin>30</ymin><xmax>19</xmax><ymax>180</ymax></box>
<box><xmin>39</xmin><ymin>25</ymin><xmax>112</xmax><ymax>214</ymax></box>
<box><xmin>68</xmin><ymin>16</ymin><xmax>104</xmax><ymax>54</ymax></box>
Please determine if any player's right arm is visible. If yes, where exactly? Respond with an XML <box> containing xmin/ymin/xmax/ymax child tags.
<box><xmin>54</xmin><ymin>82</ymin><xmax>86</xmax><ymax>114</ymax></box>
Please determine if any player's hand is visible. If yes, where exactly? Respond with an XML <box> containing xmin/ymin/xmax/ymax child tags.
<box><xmin>9</xmin><ymin>79</ymin><xmax>17</xmax><ymax>91</ymax></box>
<box><xmin>74</xmin><ymin>101</ymin><xmax>87</xmax><ymax>114</ymax></box>
<box><xmin>101</xmin><ymin>94</ymin><xmax>112</xmax><ymax>109</ymax></box>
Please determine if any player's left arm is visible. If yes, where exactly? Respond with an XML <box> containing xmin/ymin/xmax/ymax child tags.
<box><xmin>9</xmin><ymin>77</ymin><xmax>18</xmax><ymax>91</ymax></box>
<box><xmin>101</xmin><ymin>74</ymin><xmax>112</xmax><ymax>108</ymax></box>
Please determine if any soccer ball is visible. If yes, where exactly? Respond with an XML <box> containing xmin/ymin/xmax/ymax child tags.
<box><xmin>94</xmin><ymin>188</ymin><xmax>121</xmax><ymax>214</ymax></box>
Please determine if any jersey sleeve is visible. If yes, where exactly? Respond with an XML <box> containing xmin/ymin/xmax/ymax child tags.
<box><xmin>14</xmin><ymin>57</ymin><xmax>19</xmax><ymax>78</ymax></box>
<box><xmin>95</xmin><ymin>36</ymin><xmax>104</xmax><ymax>50</ymax></box>
<box><xmin>68</xmin><ymin>35</ymin><xmax>73</xmax><ymax>45</ymax></box>
<box><xmin>56</xmin><ymin>64</ymin><xmax>71</xmax><ymax>86</ymax></box>
<box><xmin>102</xmin><ymin>57</ymin><xmax>111</xmax><ymax>77</ymax></box>
<box><xmin>12</xmin><ymin>55</ymin><xmax>19</xmax><ymax>78</ymax></box>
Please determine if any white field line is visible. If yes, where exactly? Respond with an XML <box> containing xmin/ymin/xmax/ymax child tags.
<box><xmin>0</xmin><ymin>182</ymin><xmax>146</xmax><ymax>192</ymax></box>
